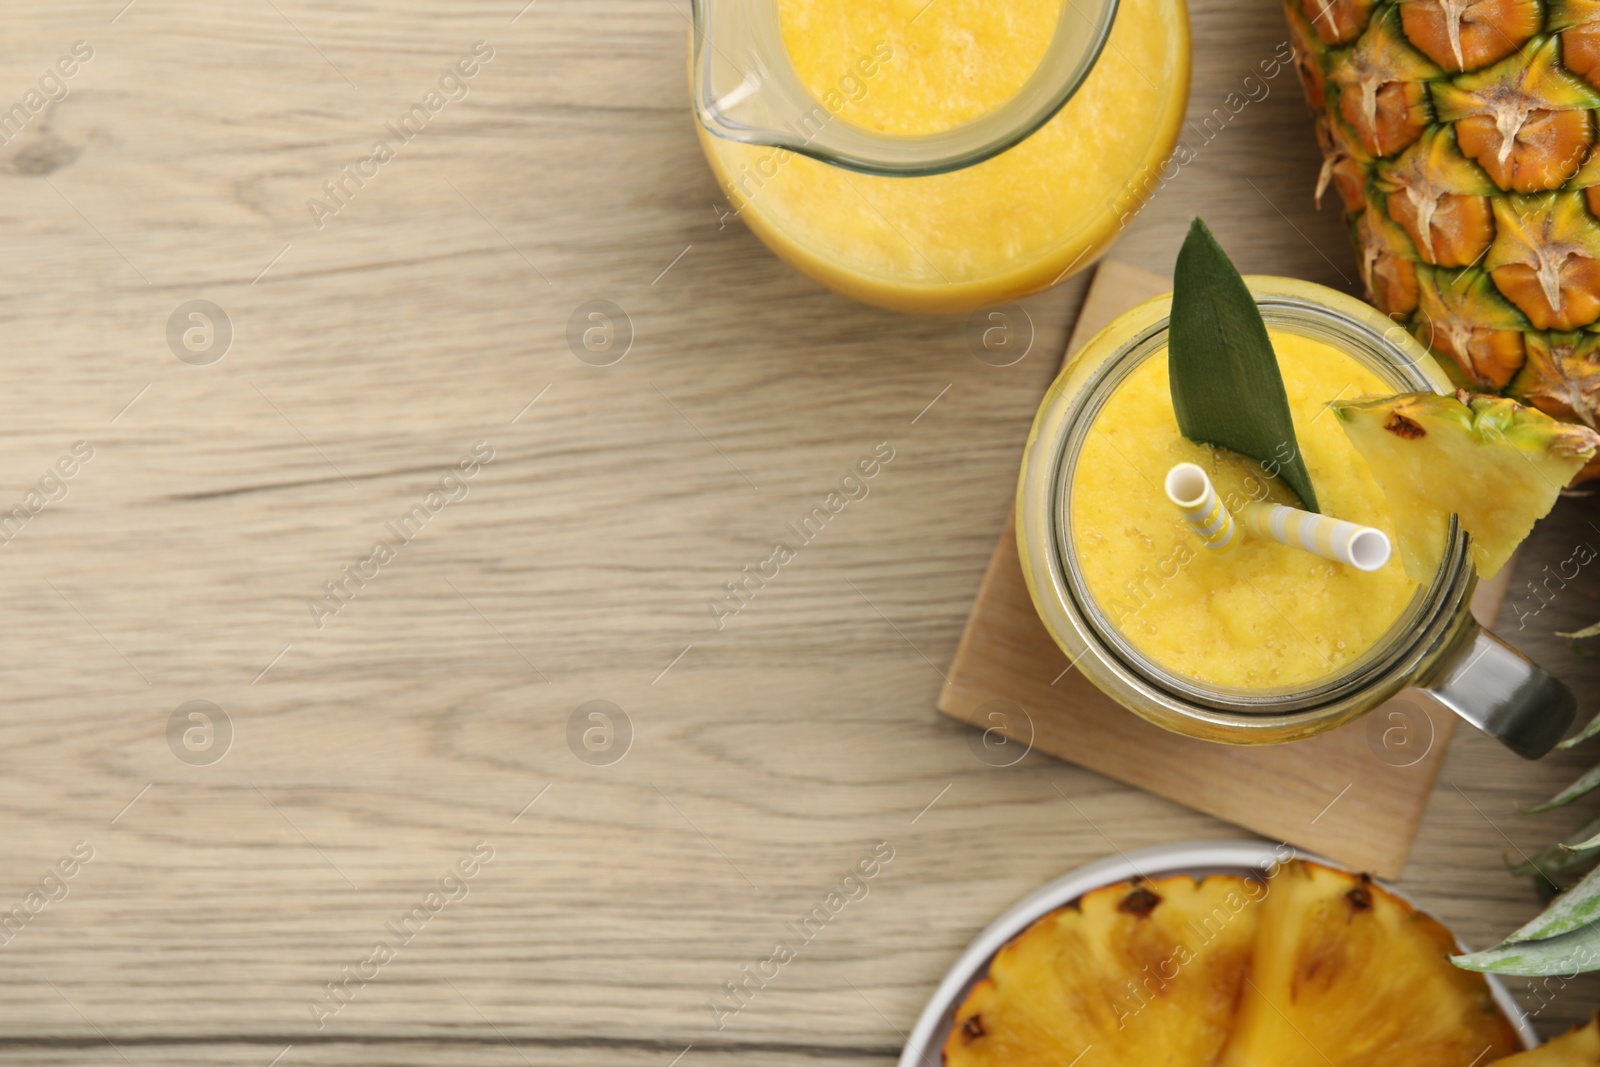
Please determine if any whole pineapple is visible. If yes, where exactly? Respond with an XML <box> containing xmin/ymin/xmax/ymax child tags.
<box><xmin>1289</xmin><ymin>0</ymin><xmax>1600</xmax><ymax>476</ymax></box>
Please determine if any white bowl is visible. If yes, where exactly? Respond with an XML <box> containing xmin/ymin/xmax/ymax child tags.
<box><xmin>898</xmin><ymin>839</ymin><xmax>1537</xmax><ymax>1066</ymax></box>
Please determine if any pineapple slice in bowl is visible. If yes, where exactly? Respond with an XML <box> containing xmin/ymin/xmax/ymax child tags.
<box><xmin>943</xmin><ymin>873</ymin><xmax>1258</xmax><ymax>1066</ymax></box>
<box><xmin>901</xmin><ymin>841</ymin><xmax>1535</xmax><ymax>1067</ymax></box>
<box><xmin>1495</xmin><ymin>1016</ymin><xmax>1600</xmax><ymax>1065</ymax></box>
<box><xmin>1219</xmin><ymin>860</ymin><xmax>1518</xmax><ymax>1065</ymax></box>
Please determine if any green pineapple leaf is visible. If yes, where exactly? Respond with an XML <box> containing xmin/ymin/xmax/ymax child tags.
<box><xmin>1169</xmin><ymin>218</ymin><xmax>1319</xmax><ymax>512</ymax></box>
<box><xmin>1536</xmin><ymin>873</ymin><xmax>1565</xmax><ymax>904</ymax></box>
<box><xmin>1456</xmin><ymin>866</ymin><xmax>1600</xmax><ymax>975</ymax></box>
<box><xmin>1453</xmin><ymin>919</ymin><xmax>1600</xmax><ymax>975</ymax></box>
<box><xmin>1509</xmin><ymin>810</ymin><xmax>1600</xmax><ymax>877</ymax></box>
<box><xmin>1499</xmin><ymin>863</ymin><xmax>1600</xmax><ymax>943</ymax></box>
<box><xmin>1520</xmin><ymin>760</ymin><xmax>1600</xmax><ymax>813</ymax></box>
<box><xmin>1560</xmin><ymin>707</ymin><xmax>1600</xmax><ymax>748</ymax></box>
<box><xmin>1559</xmin><ymin>621</ymin><xmax>1600</xmax><ymax>641</ymax></box>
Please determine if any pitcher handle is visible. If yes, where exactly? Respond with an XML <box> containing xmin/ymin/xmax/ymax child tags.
<box><xmin>1419</xmin><ymin>621</ymin><xmax>1576</xmax><ymax>759</ymax></box>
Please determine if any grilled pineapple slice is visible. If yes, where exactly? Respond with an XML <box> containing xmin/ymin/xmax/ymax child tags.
<box><xmin>944</xmin><ymin>873</ymin><xmax>1262</xmax><ymax>1067</ymax></box>
<box><xmin>1493</xmin><ymin>1015</ymin><xmax>1600</xmax><ymax>1065</ymax></box>
<box><xmin>946</xmin><ymin>861</ymin><xmax>1524</xmax><ymax>1066</ymax></box>
<box><xmin>1219</xmin><ymin>860</ymin><xmax>1519</xmax><ymax>1066</ymax></box>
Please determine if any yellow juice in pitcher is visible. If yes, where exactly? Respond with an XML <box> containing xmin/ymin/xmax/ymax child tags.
<box><xmin>697</xmin><ymin>0</ymin><xmax>1191</xmax><ymax>311</ymax></box>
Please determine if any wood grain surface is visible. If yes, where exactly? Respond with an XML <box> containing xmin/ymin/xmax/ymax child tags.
<box><xmin>0</xmin><ymin>1</ymin><xmax>1596</xmax><ymax>1064</ymax></box>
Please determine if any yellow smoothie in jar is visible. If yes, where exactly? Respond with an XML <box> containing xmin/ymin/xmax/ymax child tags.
<box><xmin>1071</xmin><ymin>332</ymin><xmax>1419</xmax><ymax>690</ymax></box>
<box><xmin>696</xmin><ymin>0</ymin><xmax>1190</xmax><ymax>312</ymax></box>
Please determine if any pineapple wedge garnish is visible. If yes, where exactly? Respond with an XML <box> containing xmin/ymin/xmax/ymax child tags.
<box><xmin>944</xmin><ymin>874</ymin><xmax>1259</xmax><ymax>1067</ymax></box>
<box><xmin>1332</xmin><ymin>390</ymin><xmax>1600</xmax><ymax>581</ymax></box>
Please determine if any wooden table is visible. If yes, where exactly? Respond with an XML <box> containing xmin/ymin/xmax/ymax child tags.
<box><xmin>2</xmin><ymin>2</ymin><xmax>1598</xmax><ymax>1063</ymax></box>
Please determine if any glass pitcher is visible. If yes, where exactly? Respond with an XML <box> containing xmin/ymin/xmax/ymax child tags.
<box><xmin>690</xmin><ymin>0</ymin><xmax>1120</xmax><ymax>176</ymax></box>
<box><xmin>687</xmin><ymin>0</ymin><xmax>1193</xmax><ymax>313</ymax></box>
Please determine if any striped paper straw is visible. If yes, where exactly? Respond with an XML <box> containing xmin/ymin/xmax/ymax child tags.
<box><xmin>1164</xmin><ymin>463</ymin><xmax>1239</xmax><ymax>555</ymax></box>
<box><xmin>1239</xmin><ymin>501</ymin><xmax>1392</xmax><ymax>572</ymax></box>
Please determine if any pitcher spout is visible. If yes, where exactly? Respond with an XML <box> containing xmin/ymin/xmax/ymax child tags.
<box><xmin>688</xmin><ymin>0</ymin><xmax>1120</xmax><ymax>177</ymax></box>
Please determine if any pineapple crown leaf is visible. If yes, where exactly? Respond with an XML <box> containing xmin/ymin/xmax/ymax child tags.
<box><xmin>1169</xmin><ymin>218</ymin><xmax>1320</xmax><ymax>512</ymax></box>
<box><xmin>1499</xmin><ymin>861</ymin><xmax>1600</xmax><ymax>943</ymax></box>
<box><xmin>1453</xmin><ymin>920</ymin><xmax>1600</xmax><ymax>975</ymax></box>
<box><xmin>1485</xmin><ymin>763</ymin><xmax>1600</xmax><ymax>977</ymax></box>
<box><xmin>1559</xmin><ymin>620</ymin><xmax>1600</xmax><ymax>640</ymax></box>
<box><xmin>1519</xmin><ymin>759</ymin><xmax>1600</xmax><ymax>813</ymax></box>
<box><xmin>1507</xmin><ymin>826</ymin><xmax>1600</xmax><ymax>877</ymax></box>
<box><xmin>1557</xmin><ymin>708</ymin><xmax>1600</xmax><ymax>747</ymax></box>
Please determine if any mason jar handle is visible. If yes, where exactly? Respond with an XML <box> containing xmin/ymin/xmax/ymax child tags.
<box><xmin>1420</xmin><ymin>621</ymin><xmax>1576</xmax><ymax>759</ymax></box>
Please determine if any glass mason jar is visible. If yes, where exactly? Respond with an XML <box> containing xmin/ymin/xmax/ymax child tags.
<box><xmin>689</xmin><ymin>0</ymin><xmax>1191</xmax><ymax>313</ymax></box>
<box><xmin>1016</xmin><ymin>277</ymin><xmax>1575</xmax><ymax>757</ymax></box>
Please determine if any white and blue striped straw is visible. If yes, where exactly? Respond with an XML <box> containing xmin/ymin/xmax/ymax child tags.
<box><xmin>1164</xmin><ymin>463</ymin><xmax>1239</xmax><ymax>555</ymax></box>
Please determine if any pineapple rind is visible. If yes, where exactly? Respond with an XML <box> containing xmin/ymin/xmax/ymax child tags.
<box><xmin>1375</xmin><ymin>127</ymin><xmax>1497</xmax><ymax>264</ymax></box>
<box><xmin>1291</xmin><ymin>0</ymin><xmax>1600</xmax><ymax>474</ymax></box>
<box><xmin>1413</xmin><ymin>265</ymin><xmax>1530</xmax><ymax>387</ymax></box>
<box><xmin>1416</xmin><ymin>264</ymin><xmax>1532</xmax><ymax>329</ymax></box>
<box><xmin>1487</xmin><ymin>193</ymin><xmax>1600</xmax><ymax>328</ymax></box>
<box><xmin>1513</xmin><ymin>331</ymin><xmax>1600</xmax><ymax>426</ymax></box>
<box><xmin>1430</xmin><ymin>37</ymin><xmax>1600</xmax><ymax>122</ymax></box>
<box><xmin>1550</xmin><ymin>0</ymin><xmax>1600</xmax><ymax>33</ymax></box>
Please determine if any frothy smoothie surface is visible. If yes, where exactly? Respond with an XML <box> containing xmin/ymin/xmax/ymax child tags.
<box><xmin>1070</xmin><ymin>331</ymin><xmax>1422</xmax><ymax>691</ymax></box>
<box><xmin>775</xmin><ymin>0</ymin><xmax>1063</xmax><ymax>135</ymax></box>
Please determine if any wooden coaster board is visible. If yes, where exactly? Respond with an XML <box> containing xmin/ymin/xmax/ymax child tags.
<box><xmin>938</xmin><ymin>261</ymin><xmax>1513</xmax><ymax>878</ymax></box>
